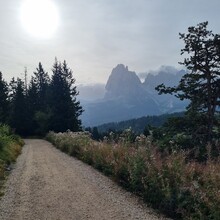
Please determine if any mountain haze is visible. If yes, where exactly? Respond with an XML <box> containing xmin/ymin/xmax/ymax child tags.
<box><xmin>80</xmin><ymin>64</ymin><xmax>188</xmax><ymax>127</ymax></box>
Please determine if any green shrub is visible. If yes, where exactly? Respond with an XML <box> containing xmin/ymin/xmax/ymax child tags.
<box><xmin>0</xmin><ymin>124</ymin><xmax>23</xmax><ymax>184</ymax></box>
<box><xmin>46</xmin><ymin>131</ymin><xmax>220</xmax><ymax>219</ymax></box>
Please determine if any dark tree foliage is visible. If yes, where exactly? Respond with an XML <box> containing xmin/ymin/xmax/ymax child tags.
<box><xmin>0</xmin><ymin>59</ymin><xmax>83</xmax><ymax>136</ymax></box>
<box><xmin>143</xmin><ymin>126</ymin><xmax>150</xmax><ymax>137</ymax></box>
<box><xmin>30</xmin><ymin>63</ymin><xmax>51</xmax><ymax>135</ymax></box>
<box><xmin>9</xmin><ymin>78</ymin><xmax>28</xmax><ymax>135</ymax></box>
<box><xmin>91</xmin><ymin>127</ymin><xmax>100</xmax><ymax>140</ymax></box>
<box><xmin>0</xmin><ymin>72</ymin><xmax>9</xmax><ymax>123</ymax></box>
<box><xmin>156</xmin><ymin>22</ymin><xmax>220</xmax><ymax>143</ymax></box>
<box><xmin>33</xmin><ymin>62</ymin><xmax>50</xmax><ymax>111</ymax></box>
<box><xmin>49</xmin><ymin>59</ymin><xmax>83</xmax><ymax>132</ymax></box>
<box><xmin>26</xmin><ymin>77</ymin><xmax>39</xmax><ymax>135</ymax></box>
<box><xmin>96</xmin><ymin>112</ymin><xmax>184</xmax><ymax>134</ymax></box>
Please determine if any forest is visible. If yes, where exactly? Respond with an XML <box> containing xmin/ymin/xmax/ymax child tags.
<box><xmin>0</xmin><ymin>59</ymin><xmax>83</xmax><ymax>136</ymax></box>
<box><xmin>88</xmin><ymin>112</ymin><xmax>184</xmax><ymax>136</ymax></box>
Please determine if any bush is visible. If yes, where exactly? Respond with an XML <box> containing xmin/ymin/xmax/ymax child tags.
<box><xmin>0</xmin><ymin>124</ymin><xmax>24</xmax><ymax>183</ymax></box>
<box><xmin>46</xmin><ymin>131</ymin><xmax>220</xmax><ymax>219</ymax></box>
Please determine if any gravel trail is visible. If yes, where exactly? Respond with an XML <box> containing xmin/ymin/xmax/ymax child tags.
<box><xmin>0</xmin><ymin>139</ymin><xmax>168</xmax><ymax>220</ymax></box>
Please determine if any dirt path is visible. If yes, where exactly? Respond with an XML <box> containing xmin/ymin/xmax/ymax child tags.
<box><xmin>0</xmin><ymin>139</ymin><xmax>168</xmax><ymax>220</ymax></box>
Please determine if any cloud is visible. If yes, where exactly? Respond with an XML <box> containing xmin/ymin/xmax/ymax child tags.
<box><xmin>137</xmin><ymin>65</ymin><xmax>184</xmax><ymax>81</ymax></box>
<box><xmin>77</xmin><ymin>83</ymin><xmax>106</xmax><ymax>101</ymax></box>
<box><xmin>1</xmin><ymin>0</ymin><xmax>220</xmax><ymax>84</ymax></box>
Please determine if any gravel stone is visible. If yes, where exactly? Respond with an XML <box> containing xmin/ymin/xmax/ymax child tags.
<box><xmin>0</xmin><ymin>139</ymin><xmax>170</xmax><ymax>220</ymax></box>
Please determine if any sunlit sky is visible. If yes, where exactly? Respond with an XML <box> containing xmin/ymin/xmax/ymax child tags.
<box><xmin>0</xmin><ymin>0</ymin><xmax>220</xmax><ymax>84</ymax></box>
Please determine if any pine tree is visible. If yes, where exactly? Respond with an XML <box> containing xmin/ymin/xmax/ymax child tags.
<box><xmin>9</xmin><ymin>78</ymin><xmax>28</xmax><ymax>135</ymax></box>
<box><xmin>0</xmin><ymin>72</ymin><xmax>9</xmax><ymax>123</ymax></box>
<box><xmin>92</xmin><ymin>127</ymin><xmax>100</xmax><ymax>140</ymax></box>
<box><xmin>26</xmin><ymin>77</ymin><xmax>39</xmax><ymax>135</ymax></box>
<box><xmin>29</xmin><ymin>63</ymin><xmax>51</xmax><ymax>135</ymax></box>
<box><xmin>33</xmin><ymin>62</ymin><xmax>50</xmax><ymax>111</ymax></box>
<box><xmin>156</xmin><ymin>22</ymin><xmax>220</xmax><ymax>143</ymax></box>
<box><xmin>49</xmin><ymin>59</ymin><xmax>83</xmax><ymax>132</ymax></box>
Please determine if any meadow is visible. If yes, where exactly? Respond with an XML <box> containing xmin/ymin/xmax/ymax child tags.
<box><xmin>46</xmin><ymin>130</ymin><xmax>220</xmax><ymax>219</ymax></box>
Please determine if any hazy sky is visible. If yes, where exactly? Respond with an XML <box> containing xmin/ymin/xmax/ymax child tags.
<box><xmin>0</xmin><ymin>0</ymin><xmax>220</xmax><ymax>84</ymax></box>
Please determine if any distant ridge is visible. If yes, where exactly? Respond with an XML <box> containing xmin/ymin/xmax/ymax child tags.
<box><xmin>95</xmin><ymin>112</ymin><xmax>185</xmax><ymax>134</ymax></box>
<box><xmin>80</xmin><ymin>64</ymin><xmax>188</xmax><ymax>127</ymax></box>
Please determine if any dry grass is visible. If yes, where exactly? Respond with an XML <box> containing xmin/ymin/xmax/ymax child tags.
<box><xmin>46</xmin><ymin>131</ymin><xmax>220</xmax><ymax>219</ymax></box>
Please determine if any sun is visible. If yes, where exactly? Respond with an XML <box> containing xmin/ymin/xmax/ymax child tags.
<box><xmin>20</xmin><ymin>0</ymin><xmax>60</xmax><ymax>39</ymax></box>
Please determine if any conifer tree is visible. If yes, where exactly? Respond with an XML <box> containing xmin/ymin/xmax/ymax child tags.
<box><xmin>49</xmin><ymin>59</ymin><xmax>83</xmax><ymax>132</ymax></box>
<box><xmin>156</xmin><ymin>22</ymin><xmax>220</xmax><ymax>143</ymax></box>
<box><xmin>33</xmin><ymin>62</ymin><xmax>50</xmax><ymax>111</ymax></box>
<box><xmin>9</xmin><ymin>78</ymin><xmax>28</xmax><ymax>135</ymax></box>
<box><xmin>26</xmin><ymin>77</ymin><xmax>39</xmax><ymax>135</ymax></box>
<box><xmin>0</xmin><ymin>72</ymin><xmax>9</xmax><ymax>123</ymax></box>
<box><xmin>29</xmin><ymin>63</ymin><xmax>51</xmax><ymax>135</ymax></box>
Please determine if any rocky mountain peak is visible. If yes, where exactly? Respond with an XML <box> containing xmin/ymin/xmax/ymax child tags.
<box><xmin>80</xmin><ymin>65</ymin><xmax>188</xmax><ymax>126</ymax></box>
<box><xmin>105</xmin><ymin>64</ymin><xmax>142</xmax><ymax>99</ymax></box>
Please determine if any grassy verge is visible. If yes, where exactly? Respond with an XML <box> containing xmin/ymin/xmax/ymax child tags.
<box><xmin>46</xmin><ymin>131</ymin><xmax>220</xmax><ymax>219</ymax></box>
<box><xmin>0</xmin><ymin>124</ymin><xmax>24</xmax><ymax>194</ymax></box>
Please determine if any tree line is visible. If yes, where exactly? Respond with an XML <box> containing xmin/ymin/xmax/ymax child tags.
<box><xmin>86</xmin><ymin>112</ymin><xmax>184</xmax><ymax>140</ymax></box>
<box><xmin>0</xmin><ymin>59</ymin><xmax>83</xmax><ymax>136</ymax></box>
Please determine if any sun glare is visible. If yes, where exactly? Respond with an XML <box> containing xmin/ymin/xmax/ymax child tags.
<box><xmin>20</xmin><ymin>0</ymin><xmax>60</xmax><ymax>39</ymax></box>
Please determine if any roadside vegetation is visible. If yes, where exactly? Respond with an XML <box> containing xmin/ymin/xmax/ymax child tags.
<box><xmin>47</xmin><ymin>22</ymin><xmax>220</xmax><ymax>219</ymax></box>
<box><xmin>0</xmin><ymin>124</ymin><xmax>24</xmax><ymax>194</ymax></box>
<box><xmin>46</xmin><ymin>130</ymin><xmax>220</xmax><ymax>219</ymax></box>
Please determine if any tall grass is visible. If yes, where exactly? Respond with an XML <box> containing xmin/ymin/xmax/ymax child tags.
<box><xmin>46</xmin><ymin>131</ymin><xmax>220</xmax><ymax>219</ymax></box>
<box><xmin>0</xmin><ymin>124</ymin><xmax>24</xmax><ymax>183</ymax></box>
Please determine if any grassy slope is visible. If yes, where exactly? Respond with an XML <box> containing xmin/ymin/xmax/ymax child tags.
<box><xmin>46</xmin><ymin>131</ymin><xmax>220</xmax><ymax>220</ymax></box>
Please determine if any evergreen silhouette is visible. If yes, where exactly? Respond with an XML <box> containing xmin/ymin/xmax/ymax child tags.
<box><xmin>9</xmin><ymin>78</ymin><xmax>28</xmax><ymax>135</ymax></box>
<box><xmin>49</xmin><ymin>59</ymin><xmax>83</xmax><ymax>132</ymax></box>
<box><xmin>0</xmin><ymin>72</ymin><xmax>9</xmax><ymax>123</ymax></box>
<box><xmin>0</xmin><ymin>59</ymin><xmax>83</xmax><ymax>136</ymax></box>
<box><xmin>31</xmin><ymin>63</ymin><xmax>50</xmax><ymax>135</ymax></box>
<box><xmin>26</xmin><ymin>77</ymin><xmax>39</xmax><ymax>135</ymax></box>
<box><xmin>33</xmin><ymin>62</ymin><xmax>50</xmax><ymax>111</ymax></box>
<box><xmin>156</xmin><ymin>21</ymin><xmax>220</xmax><ymax>143</ymax></box>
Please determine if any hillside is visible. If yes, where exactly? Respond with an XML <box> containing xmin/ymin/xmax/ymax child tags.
<box><xmin>96</xmin><ymin>112</ymin><xmax>184</xmax><ymax>134</ymax></box>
